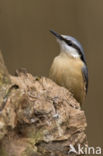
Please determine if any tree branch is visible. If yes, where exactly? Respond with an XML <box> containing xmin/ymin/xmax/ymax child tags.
<box><xmin>0</xmin><ymin>52</ymin><xmax>87</xmax><ymax>156</ymax></box>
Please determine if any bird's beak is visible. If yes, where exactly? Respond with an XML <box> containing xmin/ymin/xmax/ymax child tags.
<box><xmin>50</xmin><ymin>30</ymin><xmax>63</xmax><ymax>41</ymax></box>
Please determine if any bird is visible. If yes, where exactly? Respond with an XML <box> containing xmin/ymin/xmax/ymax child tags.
<box><xmin>49</xmin><ymin>30</ymin><xmax>88</xmax><ymax>105</ymax></box>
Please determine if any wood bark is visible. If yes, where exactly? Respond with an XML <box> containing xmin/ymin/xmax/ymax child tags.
<box><xmin>0</xmin><ymin>51</ymin><xmax>87</xmax><ymax>156</ymax></box>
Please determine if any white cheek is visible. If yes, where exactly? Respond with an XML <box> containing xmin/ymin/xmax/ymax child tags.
<box><xmin>57</xmin><ymin>40</ymin><xmax>80</xmax><ymax>58</ymax></box>
<box><xmin>66</xmin><ymin>46</ymin><xmax>79</xmax><ymax>58</ymax></box>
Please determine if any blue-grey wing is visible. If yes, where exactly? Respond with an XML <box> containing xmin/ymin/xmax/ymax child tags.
<box><xmin>82</xmin><ymin>65</ymin><xmax>88</xmax><ymax>94</ymax></box>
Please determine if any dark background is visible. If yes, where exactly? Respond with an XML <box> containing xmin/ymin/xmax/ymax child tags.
<box><xmin>0</xmin><ymin>0</ymin><xmax>102</xmax><ymax>154</ymax></box>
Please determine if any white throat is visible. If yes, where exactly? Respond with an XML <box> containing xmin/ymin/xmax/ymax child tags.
<box><xmin>57</xmin><ymin>39</ymin><xmax>80</xmax><ymax>58</ymax></box>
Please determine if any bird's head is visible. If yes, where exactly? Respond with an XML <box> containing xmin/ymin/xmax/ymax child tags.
<box><xmin>50</xmin><ymin>30</ymin><xmax>86</xmax><ymax>64</ymax></box>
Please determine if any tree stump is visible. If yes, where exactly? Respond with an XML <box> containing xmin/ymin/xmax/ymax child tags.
<box><xmin>0</xmin><ymin>51</ymin><xmax>87</xmax><ymax>156</ymax></box>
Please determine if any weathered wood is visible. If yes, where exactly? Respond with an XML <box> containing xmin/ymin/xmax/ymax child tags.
<box><xmin>0</xmin><ymin>52</ymin><xmax>87</xmax><ymax>156</ymax></box>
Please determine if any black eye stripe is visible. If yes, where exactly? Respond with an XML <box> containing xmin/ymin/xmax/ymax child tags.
<box><xmin>63</xmin><ymin>38</ymin><xmax>80</xmax><ymax>52</ymax></box>
<box><xmin>62</xmin><ymin>38</ymin><xmax>86</xmax><ymax>64</ymax></box>
<box><xmin>67</xmin><ymin>41</ymin><xmax>72</xmax><ymax>46</ymax></box>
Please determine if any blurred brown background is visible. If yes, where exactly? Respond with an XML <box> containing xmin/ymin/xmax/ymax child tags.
<box><xmin>0</xmin><ymin>0</ymin><xmax>102</xmax><ymax>154</ymax></box>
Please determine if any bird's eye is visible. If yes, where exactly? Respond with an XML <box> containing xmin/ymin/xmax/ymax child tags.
<box><xmin>68</xmin><ymin>41</ymin><xmax>72</xmax><ymax>46</ymax></box>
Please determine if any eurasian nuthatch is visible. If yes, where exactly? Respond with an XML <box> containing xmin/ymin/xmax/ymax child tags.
<box><xmin>49</xmin><ymin>30</ymin><xmax>88</xmax><ymax>105</ymax></box>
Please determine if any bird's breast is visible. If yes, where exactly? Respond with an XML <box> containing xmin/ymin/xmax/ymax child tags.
<box><xmin>49</xmin><ymin>53</ymin><xmax>86</xmax><ymax>104</ymax></box>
